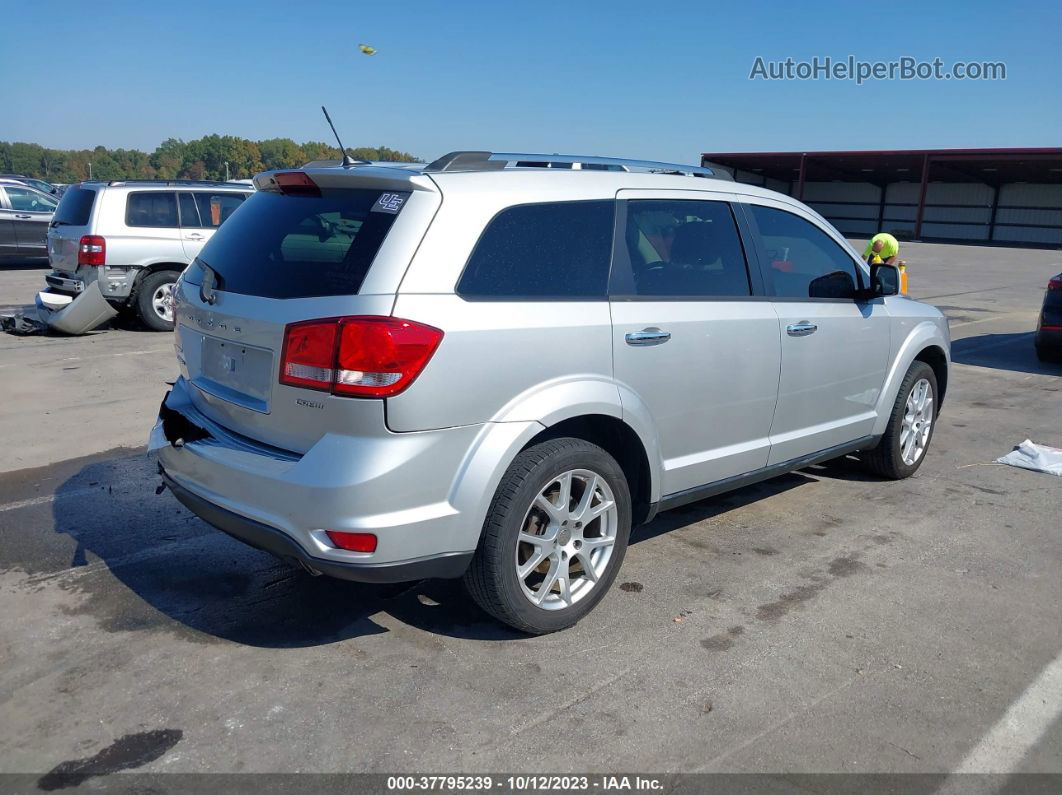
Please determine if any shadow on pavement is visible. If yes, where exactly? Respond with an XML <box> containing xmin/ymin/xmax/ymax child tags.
<box><xmin>44</xmin><ymin>454</ymin><xmax>526</xmax><ymax>647</ymax></box>
<box><xmin>35</xmin><ymin>447</ymin><xmax>852</xmax><ymax>649</ymax></box>
<box><xmin>632</xmin><ymin>472</ymin><xmax>814</xmax><ymax>545</ymax></box>
<box><xmin>952</xmin><ymin>332</ymin><xmax>1062</xmax><ymax>376</ymax></box>
<box><xmin>0</xmin><ymin>257</ymin><xmax>49</xmax><ymax>270</ymax></box>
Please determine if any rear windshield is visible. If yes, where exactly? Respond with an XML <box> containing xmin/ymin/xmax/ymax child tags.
<box><xmin>185</xmin><ymin>189</ymin><xmax>407</xmax><ymax>299</ymax></box>
<box><xmin>51</xmin><ymin>186</ymin><xmax>96</xmax><ymax>226</ymax></box>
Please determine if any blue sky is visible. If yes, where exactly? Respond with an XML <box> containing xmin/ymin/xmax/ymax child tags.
<box><xmin>3</xmin><ymin>0</ymin><xmax>1059</xmax><ymax>162</ymax></box>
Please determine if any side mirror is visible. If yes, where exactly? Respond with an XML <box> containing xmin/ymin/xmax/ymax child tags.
<box><xmin>871</xmin><ymin>263</ymin><xmax>900</xmax><ymax>296</ymax></box>
<box><xmin>808</xmin><ymin>270</ymin><xmax>857</xmax><ymax>299</ymax></box>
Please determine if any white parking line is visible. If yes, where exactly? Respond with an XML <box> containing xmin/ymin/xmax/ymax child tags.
<box><xmin>947</xmin><ymin>312</ymin><xmax>1035</xmax><ymax>329</ymax></box>
<box><xmin>0</xmin><ymin>347</ymin><xmax>171</xmax><ymax>369</ymax></box>
<box><xmin>939</xmin><ymin>649</ymin><xmax>1062</xmax><ymax>786</ymax></box>
<box><xmin>0</xmin><ymin>487</ymin><xmax>99</xmax><ymax>513</ymax></box>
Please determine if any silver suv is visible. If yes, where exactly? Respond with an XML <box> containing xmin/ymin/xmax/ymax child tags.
<box><xmin>152</xmin><ymin>152</ymin><xmax>950</xmax><ymax>634</ymax></box>
<box><xmin>44</xmin><ymin>180</ymin><xmax>253</xmax><ymax>330</ymax></box>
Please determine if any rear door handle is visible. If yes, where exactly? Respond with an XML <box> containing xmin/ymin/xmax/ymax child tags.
<box><xmin>185</xmin><ymin>233</ymin><xmax>205</xmax><ymax>240</ymax></box>
<box><xmin>14</xmin><ymin>214</ymin><xmax>32</xmax><ymax>220</ymax></box>
<box><xmin>625</xmin><ymin>328</ymin><xmax>671</xmax><ymax>346</ymax></box>
<box><xmin>786</xmin><ymin>321</ymin><xmax>818</xmax><ymax>337</ymax></box>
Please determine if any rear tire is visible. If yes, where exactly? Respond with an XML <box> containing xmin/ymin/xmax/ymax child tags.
<box><xmin>464</xmin><ymin>438</ymin><xmax>632</xmax><ymax>634</ymax></box>
<box><xmin>136</xmin><ymin>270</ymin><xmax>179</xmax><ymax>332</ymax></box>
<box><xmin>862</xmin><ymin>361</ymin><xmax>938</xmax><ymax>479</ymax></box>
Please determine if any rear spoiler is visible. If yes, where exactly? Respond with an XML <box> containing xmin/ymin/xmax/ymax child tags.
<box><xmin>253</xmin><ymin>167</ymin><xmax>438</xmax><ymax>194</ymax></box>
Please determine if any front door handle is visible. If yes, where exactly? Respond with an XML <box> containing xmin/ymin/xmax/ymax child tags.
<box><xmin>14</xmin><ymin>214</ymin><xmax>32</xmax><ymax>220</ymax></box>
<box><xmin>185</xmin><ymin>233</ymin><xmax>205</xmax><ymax>240</ymax></box>
<box><xmin>625</xmin><ymin>328</ymin><xmax>671</xmax><ymax>346</ymax></box>
<box><xmin>786</xmin><ymin>321</ymin><xmax>818</xmax><ymax>337</ymax></box>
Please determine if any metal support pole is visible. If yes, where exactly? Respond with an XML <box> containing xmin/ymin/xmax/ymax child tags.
<box><xmin>796</xmin><ymin>153</ymin><xmax>807</xmax><ymax>201</ymax></box>
<box><xmin>913</xmin><ymin>153</ymin><xmax>930</xmax><ymax>240</ymax></box>
<box><xmin>987</xmin><ymin>183</ymin><xmax>1000</xmax><ymax>242</ymax></box>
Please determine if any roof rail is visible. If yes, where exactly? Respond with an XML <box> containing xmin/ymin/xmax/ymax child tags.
<box><xmin>91</xmin><ymin>179</ymin><xmax>251</xmax><ymax>188</ymax></box>
<box><xmin>301</xmin><ymin>159</ymin><xmax>427</xmax><ymax>170</ymax></box>
<box><xmin>423</xmin><ymin>151</ymin><xmax>730</xmax><ymax>180</ymax></box>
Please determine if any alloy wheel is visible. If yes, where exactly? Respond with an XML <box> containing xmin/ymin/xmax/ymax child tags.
<box><xmin>900</xmin><ymin>377</ymin><xmax>934</xmax><ymax>465</ymax></box>
<box><xmin>152</xmin><ymin>282</ymin><xmax>176</xmax><ymax>323</ymax></box>
<box><xmin>515</xmin><ymin>469</ymin><xmax>619</xmax><ymax>610</ymax></box>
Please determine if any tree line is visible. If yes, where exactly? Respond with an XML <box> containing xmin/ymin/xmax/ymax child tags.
<box><xmin>0</xmin><ymin>136</ymin><xmax>419</xmax><ymax>183</ymax></box>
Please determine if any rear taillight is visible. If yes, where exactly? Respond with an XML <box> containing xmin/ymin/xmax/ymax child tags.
<box><xmin>279</xmin><ymin>321</ymin><xmax>339</xmax><ymax>391</ymax></box>
<box><xmin>279</xmin><ymin>316</ymin><xmax>443</xmax><ymax>398</ymax></box>
<box><xmin>325</xmin><ymin>530</ymin><xmax>377</xmax><ymax>553</ymax></box>
<box><xmin>1048</xmin><ymin>276</ymin><xmax>1062</xmax><ymax>292</ymax></box>
<box><xmin>78</xmin><ymin>235</ymin><xmax>105</xmax><ymax>266</ymax></box>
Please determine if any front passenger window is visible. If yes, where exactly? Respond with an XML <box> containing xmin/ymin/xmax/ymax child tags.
<box><xmin>624</xmin><ymin>200</ymin><xmax>751</xmax><ymax>297</ymax></box>
<box><xmin>749</xmin><ymin>205</ymin><xmax>861</xmax><ymax>299</ymax></box>
<box><xmin>6</xmin><ymin>187</ymin><xmax>57</xmax><ymax>213</ymax></box>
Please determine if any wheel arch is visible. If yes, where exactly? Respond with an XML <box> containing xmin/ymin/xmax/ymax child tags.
<box><xmin>872</xmin><ymin>322</ymin><xmax>951</xmax><ymax>437</ymax></box>
<box><xmin>522</xmin><ymin>414</ymin><xmax>655</xmax><ymax>527</ymax></box>
<box><xmin>129</xmin><ymin>262</ymin><xmax>186</xmax><ymax>302</ymax></box>
<box><xmin>914</xmin><ymin>344</ymin><xmax>948</xmax><ymax>409</ymax></box>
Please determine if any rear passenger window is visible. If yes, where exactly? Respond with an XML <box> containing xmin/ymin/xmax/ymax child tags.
<box><xmin>178</xmin><ymin>193</ymin><xmax>201</xmax><ymax>226</ymax></box>
<box><xmin>457</xmin><ymin>201</ymin><xmax>615</xmax><ymax>299</ymax></box>
<box><xmin>623</xmin><ymin>200</ymin><xmax>750</xmax><ymax>297</ymax></box>
<box><xmin>195</xmin><ymin>192</ymin><xmax>246</xmax><ymax>227</ymax></box>
<box><xmin>126</xmin><ymin>192</ymin><xmax>178</xmax><ymax>228</ymax></box>
<box><xmin>749</xmin><ymin>205</ymin><xmax>862</xmax><ymax>299</ymax></box>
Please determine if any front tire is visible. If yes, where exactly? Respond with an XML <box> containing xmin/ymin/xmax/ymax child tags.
<box><xmin>862</xmin><ymin>361</ymin><xmax>938</xmax><ymax>479</ymax></box>
<box><xmin>136</xmin><ymin>270</ymin><xmax>179</xmax><ymax>331</ymax></box>
<box><xmin>464</xmin><ymin>438</ymin><xmax>632</xmax><ymax>634</ymax></box>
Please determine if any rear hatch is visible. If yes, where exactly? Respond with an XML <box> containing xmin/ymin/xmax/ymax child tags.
<box><xmin>175</xmin><ymin>168</ymin><xmax>441</xmax><ymax>453</ymax></box>
<box><xmin>47</xmin><ymin>185</ymin><xmax>98</xmax><ymax>273</ymax></box>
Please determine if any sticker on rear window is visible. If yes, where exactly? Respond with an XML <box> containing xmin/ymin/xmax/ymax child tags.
<box><xmin>372</xmin><ymin>192</ymin><xmax>407</xmax><ymax>214</ymax></box>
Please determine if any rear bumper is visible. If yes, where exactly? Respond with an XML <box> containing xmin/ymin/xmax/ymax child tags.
<box><xmin>46</xmin><ymin>266</ymin><xmax>138</xmax><ymax>301</ymax></box>
<box><xmin>44</xmin><ymin>272</ymin><xmax>85</xmax><ymax>295</ymax></box>
<box><xmin>152</xmin><ymin>377</ymin><xmax>538</xmax><ymax>581</ymax></box>
<box><xmin>35</xmin><ymin>281</ymin><xmax>117</xmax><ymax>335</ymax></box>
<box><xmin>161</xmin><ymin>468</ymin><xmax>472</xmax><ymax>582</ymax></box>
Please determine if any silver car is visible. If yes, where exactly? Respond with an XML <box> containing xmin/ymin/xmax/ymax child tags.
<box><xmin>43</xmin><ymin>180</ymin><xmax>253</xmax><ymax>331</ymax></box>
<box><xmin>152</xmin><ymin>152</ymin><xmax>950</xmax><ymax>634</ymax></box>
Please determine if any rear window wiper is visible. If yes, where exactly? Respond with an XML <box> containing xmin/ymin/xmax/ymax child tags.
<box><xmin>49</xmin><ymin>220</ymin><xmax>72</xmax><ymax>227</ymax></box>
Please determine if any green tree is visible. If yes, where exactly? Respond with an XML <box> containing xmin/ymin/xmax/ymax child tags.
<box><xmin>258</xmin><ymin>138</ymin><xmax>304</xmax><ymax>170</ymax></box>
<box><xmin>299</xmin><ymin>141</ymin><xmax>341</xmax><ymax>162</ymax></box>
<box><xmin>0</xmin><ymin>136</ymin><xmax>418</xmax><ymax>182</ymax></box>
<box><xmin>151</xmin><ymin>138</ymin><xmax>187</xmax><ymax>179</ymax></box>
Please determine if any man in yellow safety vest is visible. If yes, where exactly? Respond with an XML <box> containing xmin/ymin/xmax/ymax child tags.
<box><xmin>863</xmin><ymin>232</ymin><xmax>900</xmax><ymax>265</ymax></box>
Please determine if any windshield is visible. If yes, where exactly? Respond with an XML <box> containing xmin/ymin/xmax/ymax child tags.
<box><xmin>24</xmin><ymin>178</ymin><xmax>55</xmax><ymax>193</ymax></box>
<box><xmin>184</xmin><ymin>188</ymin><xmax>408</xmax><ymax>299</ymax></box>
<box><xmin>51</xmin><ymin>185</ymin><xmax>96</xmax><ymax>226</ymax></box>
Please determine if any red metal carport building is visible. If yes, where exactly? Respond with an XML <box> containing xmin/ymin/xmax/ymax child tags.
<box><xmin>701</xmin><ymin>148</ymin><xmax>1062</xmax><ymax>247</ymax></box>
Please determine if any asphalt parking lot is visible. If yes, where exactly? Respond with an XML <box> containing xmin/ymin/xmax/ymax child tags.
<box><xmin>0</xmin><ymin>243</ymin><xmax>1060</xmax><ymax>781</ymax></box>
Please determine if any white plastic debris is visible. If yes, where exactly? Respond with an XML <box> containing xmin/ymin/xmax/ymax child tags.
<box><xmin>996</xmin><ymin>440</ymin><xmax>1062</xmax><ymax>477</ymax></box>
<box><xmin>36</xmin><ymin>291</ymin><xmax>73</xmax><ymax>311</ymax></box>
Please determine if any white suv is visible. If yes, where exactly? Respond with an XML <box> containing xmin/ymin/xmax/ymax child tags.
<box><xmin>44</xmin><ymin>180</ymin><xmax>253</xmax><ymax>330</ymax></box>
